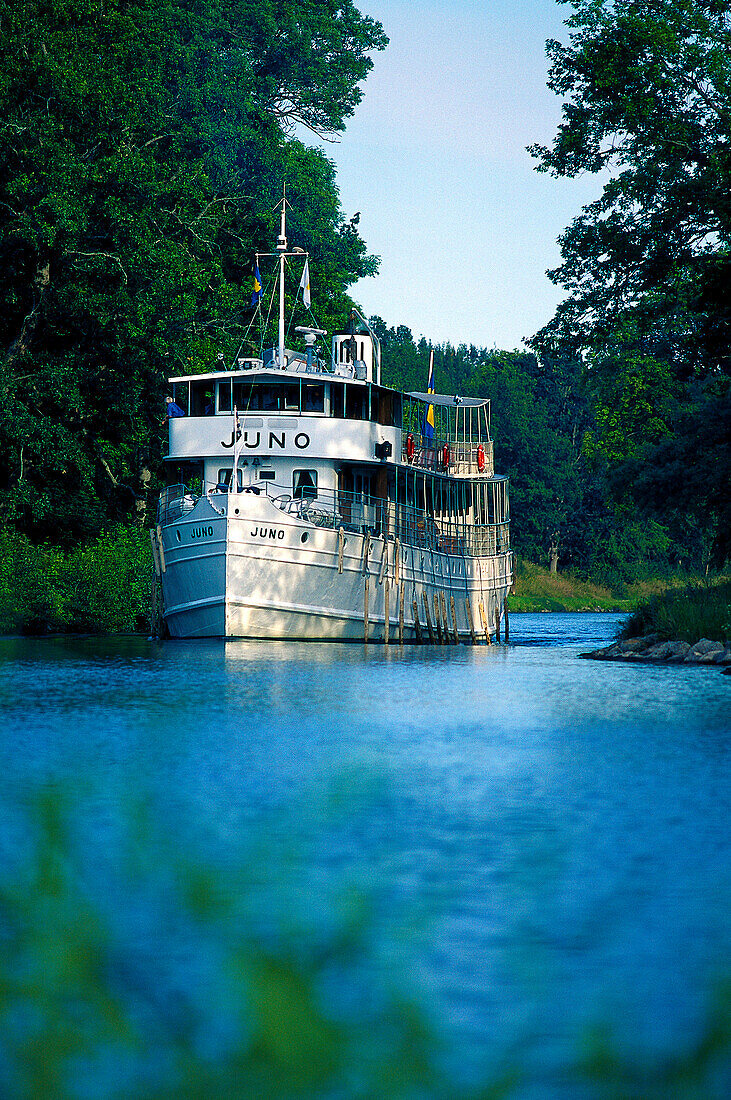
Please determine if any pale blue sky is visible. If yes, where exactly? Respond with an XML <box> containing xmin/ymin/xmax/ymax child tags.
<box><xmin>316</xmin><ymin>0</ymin><xmax>602</xmax><ymax>351</ymax></box>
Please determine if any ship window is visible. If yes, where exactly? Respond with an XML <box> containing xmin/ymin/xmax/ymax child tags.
<box><xmin>331</xmin><ymin>382</ymin><xmax>345</xmax><ymax>418</ymax></box>
<box><xmin>284</xmin><ymin>384</ymin><xmax>300</xmax><ymax>411</ymax></box>
<box><xmin>232</xmin><ymin>381</ymin><xmax>255</xmax><ymax>410</ymax></box>
<box><xmin>345</xmin><ymin>385</ymin><xmax>367</xmax><ymax>420</ymax></box>
<box><xmin>218</xmin><ymin>380</ymin><xmax>232</xmax><ymax>412</ymax></box>
<box><xmin>293</xmin><ymin>469</ymin><xmax>317</xmax><ymax>499</ymax></box>
<box><xmin>231</xmin><ymin>382</ymin><xmax>280</xmax><ymax>411</ymax></box>
<box><xmin>259</xmin><ymin>470</ymin><xmax>275</xmax><ymax>481</ymax></box>
<box><xmin>169</xmin><ymin>460</ymin><xmax>202</xmax><ymax>494</ymax></box>
<box><xmin>191</xmin><ymin>380</ymin><xmax>214</xmax><ymax>416</ymax></box>
<box><xmin>374</xmin><ymin>387</ymin><xmax>396</xmax><ymax>426</ymax></box>
<box><xmin>172</xmin><ymin>383</ymin><xmax>190</xmax><ymax>414</ymax></box>
<box><xmin>217</xmin><ymin>468</ymin><xmax>243</xmax><ymax>491</ymax></box>
<box><xmin>302</xmin><ymin>384</ymin><xmax>324</xmax><ymax>412</ymax></box>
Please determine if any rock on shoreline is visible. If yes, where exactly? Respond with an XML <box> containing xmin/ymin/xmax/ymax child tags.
<box><xmin>581</xmin><ymin>635</ymin><xmax>731</xmax><ymax>669</ymax></box>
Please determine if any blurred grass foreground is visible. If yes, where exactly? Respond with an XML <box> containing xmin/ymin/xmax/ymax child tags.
<box><xmin>0</xmin><ymin>788</ymin><xmax>728</xmax><ymax>1099</ymax></box>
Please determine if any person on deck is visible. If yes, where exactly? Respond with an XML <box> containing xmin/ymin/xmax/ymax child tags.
<box><xmin>165</xmin><ymin>396</ymin><xmax>185</xmax><ymax>418</ymax></box>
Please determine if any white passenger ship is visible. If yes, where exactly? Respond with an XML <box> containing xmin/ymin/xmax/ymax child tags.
<box><xmin>152</xmin><ymin>205</ymin><xmax>512</xmax><ymax>641</ymax></box>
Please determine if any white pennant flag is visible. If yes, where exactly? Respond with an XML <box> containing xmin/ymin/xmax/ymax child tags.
<box><xmin>299</xmin><ymin>257</ymin><xmax>311</xmax><ymax>309</ymax></box>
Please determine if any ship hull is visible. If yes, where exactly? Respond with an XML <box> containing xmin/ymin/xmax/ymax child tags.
<box><xmin>158</xmin><ymin>494</ymin><xmax>512</xmax><ymax>641</ymax></box>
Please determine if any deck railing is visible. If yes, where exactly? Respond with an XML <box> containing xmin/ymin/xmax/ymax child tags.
<box><xmin>158</xmin><ymin>482</ymin><xmax>509</xmax><ymax>558</ymax></box>
<box><xmin>271</xmin><ymin>487</ymin><xmax>509</xmax><ymax>558</ymax></box>
<box><xmin>401</xmin><ymin>434</ymin><xmax>494</xmax><ymax>477</ymax></box>
<box><xmin>157</xmin><ymin>484</ymin><xmax>197</xmax><ymax>525</ymax></box>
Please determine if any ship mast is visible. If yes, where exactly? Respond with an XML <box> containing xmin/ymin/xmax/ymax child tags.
<box><xmin>276</xmin><ymin>184</ymin><xmax>287</xmax><ymax>369</ymax></box>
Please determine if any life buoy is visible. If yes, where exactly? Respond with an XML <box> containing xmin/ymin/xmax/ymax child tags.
<box><xmin>476</xmin><ymin>444</ymin><xmax>486</xmax><ymax>472</ymax></box>
<box><xmin>406</xmin><ymin>433</ymin><xmax>415</xmax><ymax>461</ymax></box>
<box><xmin>441</xmin><ymin>443</ymin><xmax>450</xmax><ymax>469</ymax></box>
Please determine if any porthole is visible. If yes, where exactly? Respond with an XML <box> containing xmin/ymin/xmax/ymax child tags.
<box><xmin>176</xmin><ymin>530</ymin><xmax>181</xmax><ymax>542</ymax></box>
<box><xmin>235</xmin><ymin>508</ymin><xmax>240</xmax><ymax>515</ymax></box>
<box><xmin>301</xmin><ymin>532</ymin><xmax>309</xmax><ymax>543</ymax></box>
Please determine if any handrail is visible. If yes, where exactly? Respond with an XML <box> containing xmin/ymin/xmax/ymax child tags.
<box><xmin>158</xmin><ymin>482</ymin><xmax>510</xmax><ymax>557</ymax></box>
<box><xmin>401</xmin><ymin>433</ymin><xmax>494</xmax><ymax>476</ymax></box>
<box><xmin>270</xmin><ymin>487</ymin><xmax>509</xmax><ymax>556</ymax></box>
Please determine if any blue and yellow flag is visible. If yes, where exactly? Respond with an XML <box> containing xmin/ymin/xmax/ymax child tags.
<box><xmin>250</xmin><ymin>262</ymin><xmax>262</xmax><ymax>307</ymax></box>
<box><xmin>423</xmin><ymin>349</ymin><xmax>435</xmax><ymax>441</ymax></box>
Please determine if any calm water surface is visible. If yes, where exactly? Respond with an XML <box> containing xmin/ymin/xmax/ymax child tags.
<box><xmin>1</xmin><ymin>613</ymin><xmax>729</xmax><ymax>1093</ymax></box>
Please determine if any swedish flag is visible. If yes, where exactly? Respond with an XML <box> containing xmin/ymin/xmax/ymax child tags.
<box><xmin>250</xmin><ymin>262</ymin><xmax>262</xmax><ymax>308</ymax></box>
<box><xmin>423</xmin><ymin>349</ymin><xmax>435</xmax><ymax>441</ymax></box>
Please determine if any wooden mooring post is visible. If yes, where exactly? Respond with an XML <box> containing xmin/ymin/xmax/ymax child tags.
<box><xmin>364</xmin><ymin>576</ymin><xmax>370</xmax><ymax>643</ymax></box>
<box><xmin>478</xmin><ymin>600</ymin><xmax>491</xmax><ymax>645</ymax></box>
<box><xmin>465</xmin><ymin>598</ymin><xmax>478</xmax><ymax>645</ymax></box>
<box><xmin>399</xmin><ymin>585</ymin><xmax>405</xmax><ymax>645</ymax></box>
<box><xmin>450</xmin><ymin>595</ymin><xmax>460</xmax><ymax>644</ymax></box>
<box><xmin>439</xmin><ymin>592</ymin><xmax>450</xmax><ymax>645</ymax></box>
<box><xmin>412</xmin><ymin>597</ymin><xmax>423</xmax><ymax>644</ymax></box>
<box><xmin>495</xmin><ymin>605</ymin><xmax>501</xmax><ymax>645</ymax></box>
<box><xmin>384</xmin><ymin>581</ymin><xmax>390</xmax><ymax>645</ymax></box>
<box><xmin>433</xmin><ymin>594</ymin><xmax>444</xmax><ymax>642</ymax></box>
<box><xmin>363</xmin><ymin>531</ymin><xmax>371</xmax><ymax>575</ymax></box>
<box><xmin>504</xmin><ymin>597</ymin><xmax>509</xmax><ymax>643</ymax></box>
<box><xmin>423</xmin><ymin>592</ymin><xmax>435</xmax><ymax>644</ymax></box>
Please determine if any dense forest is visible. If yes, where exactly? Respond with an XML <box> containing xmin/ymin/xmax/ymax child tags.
<box><xmin>0</xmin><ymin>0</ymin><xmax>385</xmax><ymax>544</ymax></box>
<box><xmin>0</xmin><ymin>0</ymin><xmax>728</xmax><ymax>621</ymax></box>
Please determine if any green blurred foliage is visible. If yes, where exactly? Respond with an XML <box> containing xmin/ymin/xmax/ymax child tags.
<box><xmin>0</xmin><ymin>787</ymin><xmax>728</xmax><ymax>1098</ymax></box>
<box><xmin>0</xmin><ymin>788</ymin><xmax>500</xmax><ymax>1099</ymax></box>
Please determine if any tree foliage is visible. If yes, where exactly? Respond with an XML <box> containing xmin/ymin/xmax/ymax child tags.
<box><xmin>530</xmin><ymin>0</ymin><xmax>731</xmax><ymax>566</ymax></box>
<box><xmin>530</xmin><ymin>0</ymin><xmax>731</xmax><ymax>349</ymax></box>
<box><xmin>0</xmin><ymin>0</ymin><xmax>385</xmax><ymax>542</ymax></box>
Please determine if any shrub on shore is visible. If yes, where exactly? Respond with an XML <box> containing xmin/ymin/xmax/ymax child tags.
<box><xmin>621</xmin><ymin>580</ymin><xmax>731</xmax><ymax>644</ymax></box>
<box><xmin>0</xmin><ymin>526</ymin><xmax>152</xmax><ymax>635</ymax></box>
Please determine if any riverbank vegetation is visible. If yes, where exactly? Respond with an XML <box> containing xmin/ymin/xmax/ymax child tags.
<box><xmin>510</xmin><ymin>558</ymin><xmax>673</xmax><ymax>614</ymax></box>
<box><xmin>3</xmin><ymin>523</ymin><xmax>721</xmax><ymax>635</ymax></box>
<box><xmin>0</xmin><ymin>0</ymin><xmax>728</xmax><ymax>621</ymax></box>
<box><xmin>620</xmin><ymin>579</ymin><xmax>731</xmax><ymax>645</ymax></box>
<box><xmin>0</xmin><ymin>527</ymin><xmax>150</xmax><ymax>635</ymax></box>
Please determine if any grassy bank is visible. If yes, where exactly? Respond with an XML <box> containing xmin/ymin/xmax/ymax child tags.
<box><xmin>620</xmin><ymin>579</ymin><xmax>731</xmax><ymax>644</ymax></box>
<box><xmin>0</xmin><ymin>527</ymin><xmax>152</xmax><ymax>635</ymax></box>
<box><xmin>509</xmin><ymin>559</ymin><xmax>668</xmax><ymax>613</ymax></box>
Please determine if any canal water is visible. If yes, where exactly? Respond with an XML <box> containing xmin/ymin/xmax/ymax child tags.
<box><xmin>0</xmin><ymin>614</ymin><xmax>729</xmax><ymax>1095</ymax></box>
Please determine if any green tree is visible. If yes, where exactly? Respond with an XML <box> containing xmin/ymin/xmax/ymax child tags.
<box><xmin>530</xmin><ymin>0</ymin><xmax>731</xmax><ymax>566</ymax></box>
<box><xmin>0</xmin><ymin>0</ymin><xmax>386</xmax><ymax>543</ymax></box>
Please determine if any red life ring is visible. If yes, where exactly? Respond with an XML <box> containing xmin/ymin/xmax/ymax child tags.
<box><xmin>441</xmin><ymin>443</ymin><xmax>450</xmax><ymax>469</ymax></box>
<box><xmin>406</xmin><ymin>433</ymin><xmax>415</xmax><ymax>461</ymax></box>
<box><xmin>476</xmin><ymin>444</ymin><xmax>486</xmax><ymax>472</ymax></box>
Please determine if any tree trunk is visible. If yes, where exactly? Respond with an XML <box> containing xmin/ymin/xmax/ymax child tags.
<box><xmin>549</xmin><ymin>533</ymin><xmax>559</xmax><ymax>574</ymax></box>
